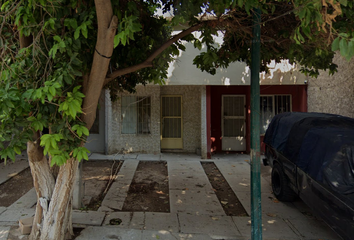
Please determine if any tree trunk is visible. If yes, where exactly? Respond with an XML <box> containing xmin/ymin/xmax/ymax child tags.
<box><xmin>39</xmin><ymin>158</ymin><xmax>79</xmax><ymax>240</ymax></box>
<box><xmin>27</xmin><ymin>141</ymin><xmax>55</xmax><ymax>240</ymax></box>
<box><xmin>27</xmin><ymin>1</ymin><xmax>117</xmax><ymax>239</ymax></box>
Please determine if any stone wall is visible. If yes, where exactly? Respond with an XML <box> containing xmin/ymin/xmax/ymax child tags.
<box><xmin>161</xmin><ymin>85</ymin><xmax>202</xmax><ymax>153</ymax></box>
<box><xmin>107</xmin><ymin>85</ymin><xmax>202</xmax><ymax>154</ymax></box>
<box><xmin>107</xmin><ymin>85</ymin><xmax>161</xmax><ymax>154</ymax></box>
<box><xmin>307</xmin><ymin>53</ymin><xmax>354</xmax><ymax>118</ymax></box>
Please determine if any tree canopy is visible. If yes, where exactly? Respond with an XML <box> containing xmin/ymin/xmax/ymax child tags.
<box><xmin>1</xmin><ymin>0</ymin><xmax>353</xmax><ymax>239</ymax></box>
<box><xmin>0</xmin><ymin>0</ymin><xmax>353</xmax><ymax>165</ymax></box>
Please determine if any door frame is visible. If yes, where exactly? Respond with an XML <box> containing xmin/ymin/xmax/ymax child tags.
<box><xmin>221</xmin><ymin>94</ymin><xmax>246</xmax><ymax>151</ymax></box>
<box><xmin>160</xmin><ymin>95</ymin><xmax>183</xmax><ymax>150</ymax></box>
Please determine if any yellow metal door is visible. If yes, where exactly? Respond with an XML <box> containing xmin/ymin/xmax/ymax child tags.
<box><xmin>161</xmin><ymin>95</ymin><xmax>183</xmax><ymax>149</ymax></box>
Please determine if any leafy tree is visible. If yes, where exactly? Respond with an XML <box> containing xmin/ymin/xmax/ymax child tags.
<box><xmin>0</xmin><ymin>0</ymin><xmax>352</xmax><ymax>239</ymax></box>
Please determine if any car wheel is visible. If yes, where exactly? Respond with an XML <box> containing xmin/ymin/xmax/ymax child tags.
<box><xmin>271</xmin><ymin>163</ymin><xmax>297</xmax><ymax>202</ymax></box>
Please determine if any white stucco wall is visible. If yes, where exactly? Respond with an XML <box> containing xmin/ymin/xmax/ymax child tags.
<box><xmin>307</xmin><ymin>53</ymin><xmax>354</xmax><ymax>118</ymax></box>
<box><xmin>165</xmin><ymin>41</ymin><xmax>307</xmax><ymax>86</ymax></box>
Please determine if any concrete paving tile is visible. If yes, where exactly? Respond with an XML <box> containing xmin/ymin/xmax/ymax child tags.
<box><xmin>232</xmin><ymin>216</ymin><xmax>300</xmax><ymax>239</ymax></box>
<box><xmin>169</xmin><ymin>172</ymin><xmax>214</xmax><ymax>191</ymax></box>
<box><xmin>235</xmin><ymin>192</ymin><xmax>305</xmax><ymax>219</ymax></box>
<box><xmin>168</xmin><ymin>161</ymin><xmax>214</xmax><ymax>191</ymax></box>
<box><xmin>8</xmin><ymin>188</ymin><xmax>36</xmax><ymax>209</ymax></box>
<box><xmin>0</xmin><ymin>208</ymin><xmax>34</xmax><ymax>223</ymax></box>
<box><xmin>103</xmin><ymin>212</ymin><xmax>144</xmax><ymax>230</ymax></box>
<box><xmin>0</xmin><ymin>226</ymin><xmax>10</xmax><ymax>240</ymax></box>
<box><xmin>144</xmin><ymin>212</ymin><xmax>179</xmax><ymax>232</ymax></box>
<box><xmin>75</xmin><ymin>226</ymin><xmax>143</xmax><ymax>240</ymax></box>
<box><xmin>214</xmin><ymin>161</ymin><xmax>251</xmax><ymax>176</ymax></box>
<box><xmin>100</xmin><ymin>160</ymin><xmax>138</xmax><ymax>211</ymax></box>
<box><xmin>0</xmin><ymin>208</ymin><xmax>6</xmax><ymax>215</ymax></box>
<box><xmin>72</xmin><ymin>210</ymin><xmax>105</xmax><ymax>226</ymax></box>
<box><xmin>88</xmin><ymin>153</ymin><xmax>124</xmax><ymax>160</ymax></box>
<box><xmin>285</xmin><ymin>217</ymin><xmax>341</xmax><ymax>240</ymax></box>
<box><xmin>137</xmin><ymin>154</ymin><xmax>161</xmax><ymax>160</ymax></box>
<box><xmin>170</xmin><ymin>189</ymin><xmax>225</xmax><ymax>216</ymax></box>
<box><xmin>261</xmin><ymin>193</ymin><xmax>305</xmax><ymax>220</ymax></box>
<box><xmin>123</xmin><ymin>154</ymin><xmax>138</xmax><ymax>159</ymax></box>
<box><xmin>161</xmin><ymin>154</ymin><xmax>201</xmax><ymax>161</ymax></box>
<box><xmin>211</xmin><ymin>154</ymin><xmax>251</xmax><ymax>162</ymax></box>
<box><xmin>0</xmin><ymin>159</ymin><xmax>29</xmax><ymax>185</ymax></box>
<box><xmin>219</xmin><ymin>174</ymin><xmax>273</xmax><ymax>193</ymax></box>
<box><xmin>178</xmin><ymin>213</ymin><xmax>241</xmax><ymax>237</ymax></box>
<box><xmin>142</xmin><ymin>230</ymin><xmax>214</xmax><ymax>240</ymax></box>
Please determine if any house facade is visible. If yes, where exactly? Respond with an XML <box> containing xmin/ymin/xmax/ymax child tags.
<box><xmin>307</xmin><ymin>53</ymin><xmax>354</xmax><ymax>119</ymax></box>
<box><xmin>86</xmin><ymin>42</ymin><xmax>308</xmax><ymax>158</ymax></box>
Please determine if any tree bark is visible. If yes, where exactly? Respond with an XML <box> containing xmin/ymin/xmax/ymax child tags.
<box><xmin>27</xmin><ymin>141</ymin><xmax>55</xmax><ymax>240</ymax></box>
<box><xmin>82</xmin><ymin>0</ymin><xmax>118</xmax><ymax>129</ymax></box>
<box><xmin>39</xmin><ymin>158</ymin><xmax>79</xmax><ymax>240</ymax></box>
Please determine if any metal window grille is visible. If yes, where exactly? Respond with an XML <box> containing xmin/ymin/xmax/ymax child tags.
<box><xmin>222</xmin><ymin>96</ymin><xmax>245</xmax><ymax>137</ymax></box>
<box><xmin>121</xmin><ymin>96</ymin><xmax>151</xmax><ymax>134</ymax></box>
<box><xmin>162</xmin><ymin>96</ymin><xmax>182</xmax><ymax>138</ymax></box>
<box><xmin>260</xmin><ymin>95</ymin><xmax>291</xmax><ymax>134</ymax></box>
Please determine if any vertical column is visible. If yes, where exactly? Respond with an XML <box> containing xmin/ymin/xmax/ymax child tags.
<box><xmin>105</xmin><ymin>88</ymin><xmax>113</xmax><ymax>154</ymax></box>
<box><xmin>201</xmin><ymin>86</ymin><xmax>208</xmax><ymax>159</ymax></box>
<box><xmin>250</xmin><ymin>7</ymin><xmax>262</xmax><ymax>240</ymax></box>
<box><xmin>206</xmin><ymin>86</ymin><xmax>211</xmax><ymax>159</ymax></box>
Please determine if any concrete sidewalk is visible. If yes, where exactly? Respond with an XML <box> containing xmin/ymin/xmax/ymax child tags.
<box><xmin>0</xmin><ymin>153</ymin><xmax>342</xmax><ymax>240</ymax></box>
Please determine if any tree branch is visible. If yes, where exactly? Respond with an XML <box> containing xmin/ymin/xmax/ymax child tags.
<box><xmin>104</xmin><ymin>22</ymin><xmax>206</xmax><ymax>86</ymax></box>
<box><xmin>82</xmin><ymin>0</ymin><xmax>117</xmax><ymax>130</ymax></box>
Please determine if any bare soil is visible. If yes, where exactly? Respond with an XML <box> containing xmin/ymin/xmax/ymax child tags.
<box><xmin>122</xmin><ymin>161</ymin><xmax>170</xmax><ymax>212</ymax></box>
<box><xmin>0</xmin><ymin>160</ymin><xmax>247</xmax><ymax>217</ymax></box>
<box><xmin>0</xmin><ymin>167</ymin><xmax>33</xmax><ymax>207</ymax></box>
<box><xmin>202</xmin><ymin>162</ymin><xmax>248</xmax><ymax>216</ymax></box>
<box><xmin>82</xmin><ymin>160</ymin><xmax>123</xmax><ymax>210</ymax></box>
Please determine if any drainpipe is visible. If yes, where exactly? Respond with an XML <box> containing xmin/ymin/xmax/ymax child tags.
<box><xmin>250</xmin><ymin>7</ymin><xmax>262</xmax><ymax>240</ymax></box>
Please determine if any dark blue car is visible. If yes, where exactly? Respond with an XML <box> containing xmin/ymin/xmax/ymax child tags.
<box><xmin>263</xmin><ymin>112</ymin><xmax>354</xmax><ymax>240</ymax></box>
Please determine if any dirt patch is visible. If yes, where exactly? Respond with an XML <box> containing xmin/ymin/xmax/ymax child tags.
<box><xmin>202</xmin><ymin>162</ymin><xmax>248</xmax><ymax>216</ymax></box>
<box><xmin>0</xmin><ymin>160</ymin><xmax>122</xmax><ymax>210</ymax></box>
<box><xmin>0</xmin><ymin>168</ymin><xmax>33</xmax><ymax>207</ymax></box>
<box><xmin>82</xmin><ymin>160</ymin><xmax>123</xmax><ymax>210</ymax></box>
<box><xmin>122</xmin><ymin>161</ymin><xmax>170</xmax><ymax>212</ymax></box>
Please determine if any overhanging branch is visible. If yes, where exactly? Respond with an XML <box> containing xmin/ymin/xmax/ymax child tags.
<box><xmin>104</xmin><ymin>21</ymin><xmax>208</xmax><ymax>86</ymax></box>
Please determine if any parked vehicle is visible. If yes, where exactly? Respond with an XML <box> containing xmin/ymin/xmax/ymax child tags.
<box><xmin>263</xmin><ymin>112</ymin><xmax>354</xmax><ymax>240</ymax></box>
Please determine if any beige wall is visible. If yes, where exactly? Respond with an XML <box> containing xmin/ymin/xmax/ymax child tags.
<box><xmin>308</xmin><ymin>53</ymin><xmax>354</xmax><ymax>118</ymax></box>
<box><xmin>107</xmin><ymin>85</ymin><xmax>202</xmax><ymax>154</ymax></box>
<box><xmin>108</xmin><ymin>85</ymin><xmax>161</xmax><ymax>154</ymax></box>
<box><xmin>161</xmin><ymin>86</ymin><xmax>202</xmax><ymax>153</ymax></box>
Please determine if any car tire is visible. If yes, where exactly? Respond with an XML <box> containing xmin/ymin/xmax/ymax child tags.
<box><xmin>271</xmin><ymin>163</ymin><xmax>297</xmax><ymax>202</ymax></box>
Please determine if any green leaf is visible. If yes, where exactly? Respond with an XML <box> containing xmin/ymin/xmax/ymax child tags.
<box><xmin>74</xmin><ymin>27</ymin><xmax>81</xmax><ymax>40</ymax></box>
<box><xmin>53</xmin><ymin>35</ymin><xmax>61</xmax><ymax>42</ymax></box>
<box><xmin>346</xmin><ymin>40</ymin><xmax>354</xmax><ymax>60</ymax></box>
<box><xmin>82</xmin><ymin>127</ymin><xmax>89</xmax><ymax>136</ymax></box>
<box><xmin>332</xmin><ymin>37</ymin><xmax>340</xmax><ymax>51</ymax></box>
<box><xmin>48</xmin><ymin>94</ymin><xmax>53</xmax><ymax>102</ymax></box>
<box><xmin>49</xmin><ymin>86</ymin><xmax>56</xmax><ymax>96</ymax></box>
<box><xmin>81</xmin><ymin>23</ymin><xmax>88</xmax><ymax>38</ymax></box>
<box><xmin>114</xmin><ymin>34</ymin><xmax>120</xmax><ymax>48</ymax></box>
<box><xmin>339</xmin><ymin>38</ymin><xmax>348</xmax><ymax>57</ymax></box>
<box><xmin>339</xmin><ymin>0</ymin><xmax>347</xmax><ymax>6</ymax></box>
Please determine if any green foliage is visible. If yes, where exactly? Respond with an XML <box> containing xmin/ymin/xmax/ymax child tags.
<box><xmin>1</xmin><ymin>0</ymin><xmax>354</xmax><ymax>165</ymax></box>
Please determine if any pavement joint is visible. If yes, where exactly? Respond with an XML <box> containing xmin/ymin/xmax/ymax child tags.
<box><xmin>0</xmin><ymin>153</ymin><xmax>343</xmax><ymax>240</ymax></box>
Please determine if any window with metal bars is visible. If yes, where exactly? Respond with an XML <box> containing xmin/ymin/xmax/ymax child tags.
<box><xmin>121</xmin><ymin>96</ymin><xmax>151</xmax><ymax>134</ymax></box>
<box><xmin>260</xmin><ymin>95</ymin><xmax>291</xmax><ymax>134</ymax></box>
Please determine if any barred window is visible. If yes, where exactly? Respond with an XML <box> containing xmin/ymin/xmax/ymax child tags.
<box><xmin>121</xmin><ymin>96</ymin><xmax>151</xmax><ymax>134</ymax></box>
<box><xmin>260</xmin><ymin>95</ymin><xmax>291</xmax><ymax>134</ymax></box>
